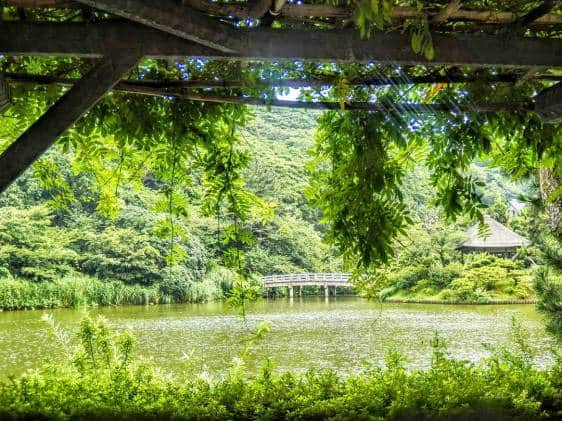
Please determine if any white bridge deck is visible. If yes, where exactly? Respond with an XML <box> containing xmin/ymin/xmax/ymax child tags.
<box><xmin>263</xmin><ymin>272</ymin><xmax>351</xmax><ymax>288</ymax></box>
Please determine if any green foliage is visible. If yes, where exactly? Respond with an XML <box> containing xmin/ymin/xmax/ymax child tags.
<box><xmin>160</xmin><ymin>266</ymin><xmax>227</xmax><ymax>303</ymax></box>
<box><xmin>534</xmin><ymin>267</ymin><xmax>562</xmax><ymax>343</ymax></box>
<box><xmin>0</xmin><ymin>317</ymin><xmax>560</xmax><ymax>420</ymax></box>
<box><xmin>308</xmin><ymin>111</ymin><xmax>414</xmax><ymax>269</ymax></box>
<box><xmin>0</xmin><ymin>107</ymin><xmax>349</xmax><ymax>310</ymax></box>
<box><xmin>370</xmin><ymin>252</ymin><xmax>536</xmax><ymax>303</ymax></box>
<box><xmin>72</xmin><ymin>227</ymin><xmax>165</xmax><ymax>285</ymax></box>
<box><xmin>0</xmin><ymin>206</ymin><xmax>78</xmax><ymax>281</ymax></box>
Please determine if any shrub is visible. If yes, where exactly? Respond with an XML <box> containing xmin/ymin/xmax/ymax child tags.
<box><xmin>426</xmin><ymin>262</ymin><xmax>463</xmax><ymax>289</ymax></box>
<box><xmin>159</xmin><ymin>266</ymin><xmax>226</xmax><ymax>303</ymax></box>
<box><xmin>466</xmin><ymin>253</ymin><xmax>498</xmax><ymax>269</ymax></box>
<box><xmin>392</xmin><ymin>265</ymin><xmax>429</xmax><ymax>290</ymax></box>
<box><xmin>458</xmin><ymin>266</ymin><xmax>510</xmax><ymax>291</ymax></box>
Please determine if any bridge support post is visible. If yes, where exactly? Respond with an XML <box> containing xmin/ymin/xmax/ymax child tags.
<box><xmin>288</xmin><ymin>286</ymin><xmax>294</xmax><ymax>299</ymax></box>
<box><xmin>324</xmin><ymin>284</ymin><xmax>329</xmax><ymax>299</ymax></box>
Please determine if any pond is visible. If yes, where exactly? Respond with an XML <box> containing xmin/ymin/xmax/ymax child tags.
<box><xmin>0</xmin><ymin>297</ymin><xmax>555</xmax><ymax>378</ymax></box>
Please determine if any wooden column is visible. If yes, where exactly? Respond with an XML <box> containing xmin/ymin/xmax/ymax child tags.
<box><xmin>0</xmin><ymin>50</ymin><xmax>141</xmax><ymax>193</ymax></box>
<box><xmin>288</xmin><ymin>286</ymin><xmax>294</xmax><ymax>299</ymax></box>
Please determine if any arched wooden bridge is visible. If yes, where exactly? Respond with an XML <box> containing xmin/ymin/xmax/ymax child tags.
<box><xmin>262</xmin><ymin>272</ymin><xmax>352</xmax><ymax>298</ymax></box>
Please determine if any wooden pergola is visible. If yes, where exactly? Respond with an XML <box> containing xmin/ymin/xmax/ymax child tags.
<box><xmin>1</xmin><ymin>0</ymin><xmax>562</xmax><ymax>194</ymax></box>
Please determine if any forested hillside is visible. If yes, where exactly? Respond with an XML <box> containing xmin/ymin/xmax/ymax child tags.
<box><xmin>0</xmin><ymin>107</ymin><xmax>337</xmax><ymax>309</ymax></box>
<box><xmin>0</xmin><ymin>106</ymin><xmax>550</xmax><ymax>309</ymax></box>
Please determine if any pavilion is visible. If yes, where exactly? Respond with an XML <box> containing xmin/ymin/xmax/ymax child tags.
<box><xmin>458</xmin><ymin>215</ymin><xmax>531</xmax><ymax>257</ymax></box>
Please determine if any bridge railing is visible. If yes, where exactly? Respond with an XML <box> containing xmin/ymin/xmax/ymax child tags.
<box><xmin>262</xmin><ymin>272</ymin><xmax>351</xmax><ymax>287</ymax></box>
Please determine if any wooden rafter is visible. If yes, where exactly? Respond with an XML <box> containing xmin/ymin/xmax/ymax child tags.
<box><xmin>0</xmin><ymin>71</ymin><xmax>533</xmax><ymax>113</ymax></box>
<box><xmin>7</xmin><ymin>71</ymin><xmax>562</xmax><ymax>91</ymax></box>
<box><xmin>514</xmin><ymin>0</ymin><xmax>558</xmax><ymax>28</ymax></box>
<box><xmin>3</xmin><ymin>22</ymin><xmax>562</xmax><ymax>68</ymax></box>
<box><xmin>8</xmin><ymin>0</ymin><xmax>562</xmax><ymax>27</ymax></box>
<box><xmin>0</xmin><ymin>51</ymin><xmax>141</xmax><ymax>194</ymax></box>
<box><xmin>100</xmin><ymin>84</ymin><xmax>536</xmax><ymax>113</ymax></box>
<box><xmin>72</xmin><ymin>0</ymin><xmax>242</xmax><ymax>53</ymax></box>
<box><xmin>0</xmin><ymin>22</ymin><xmax>222</xmax><ymax>58</ymax></box>
<box><xmin>4</xmin><ymin>0</ymin><xmax>74</xmax><ymax>6</ymax></box>
<box><xmin>153</xmin><ymin>0</ymin><xmax>562</xmax><ymax>26</ymax></box>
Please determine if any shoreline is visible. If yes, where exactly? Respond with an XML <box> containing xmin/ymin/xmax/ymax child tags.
<box><xmin>0</xmin><ymin>295</ymin><xmax>539</xmax><ymax>312</ymax></box>
<box><xmin>384</xmin><ymin>298</ymin><xmax>537</xmax><ymax>305</ymax></box>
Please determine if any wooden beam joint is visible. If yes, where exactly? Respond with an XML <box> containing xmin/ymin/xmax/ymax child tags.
<box><xmin>73</xmin><ymin>0</ymin><xmax>243</xmax><ymax>53</ymax></box>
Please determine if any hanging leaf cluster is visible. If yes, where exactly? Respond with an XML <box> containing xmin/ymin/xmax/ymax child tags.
<box><xmin>307</xmin><ymin>110</ymin><xmax>414</xmax><ymax>269</ymax></box>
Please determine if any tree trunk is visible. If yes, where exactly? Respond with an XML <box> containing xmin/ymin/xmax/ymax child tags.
<box><xmin>539</xmin><ymin>167</ymin><xmax>562</xmax><ymax>232</ymax></box>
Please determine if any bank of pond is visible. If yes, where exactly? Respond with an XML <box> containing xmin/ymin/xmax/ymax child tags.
<box><xmin>0</xmin><ymin>255</ymin><xmax>550</xmax><ymax>311</ymax></box>
<box><xmin>0</xmin><ymin>299</ymin><xmax>560</xmax><ymax>420</ymax></box>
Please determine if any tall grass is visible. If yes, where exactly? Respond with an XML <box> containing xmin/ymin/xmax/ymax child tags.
<box><xmin>0</xmin><ymin>267</ymin><xmax>237</xmax><ymax>310</ymax></box>
<box><xmin>0</xmin><ymin>276</ymin><xmax>160</xmax><ymax>310</ymax></box>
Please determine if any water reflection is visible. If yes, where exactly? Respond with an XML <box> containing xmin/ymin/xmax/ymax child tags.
<box><xmin>0</xmin><ymin>297</ymin><xmax>554</xmax><ymax>377</ymax></box>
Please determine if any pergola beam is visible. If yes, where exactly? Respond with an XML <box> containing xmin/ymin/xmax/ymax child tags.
<box><xmin>104</xmin><ymin>84</ymin><xmax>536</xmax><ymax>113</ymax></box>
<box><xmin>8</xmin><ymin>71</ymin><xmax>562</xmax><ymax>91</ymax></box>
<box><xmin>0</xmin><ymin>51</ymin><xmax>141</xmax><ymax>194</ymax></box>
<box><xmin>168</xmin><ymin>0</ymin><xmax>562</xmax><ymax>26</ymax></box>
<box><xmin>535</xmin><ymin>82</ymin><xmax>562</xmax><ymax>123</ymax></box>
<box><xmin>72</xmin><ymin>0</ymin><xmax>242</xmax><ymax>54</ymax></box>
<box><xmin>2</xmin><ymin>71</ymin><xmax>534</xmax><ymax>113</ymax></box>
<box><xmin>0</xmin><ymin>21</ymin><xmax>224</xmax><ymax>58</ymax></box>
<box><xmin>8</xmin><ymin>0</ymin><xmax>562</xmax><ymax>27</ymax></box>
<box><xmin>3</xmin><ymin>22</ymin><xmax>562</xmax><ymax>68</ymax></box>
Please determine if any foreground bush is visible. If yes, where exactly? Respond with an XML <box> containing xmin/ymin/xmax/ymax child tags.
<box><xmin>0</xmin><ymin>317</ymin><xmax>560</xmax><ymax>420</ymax></box>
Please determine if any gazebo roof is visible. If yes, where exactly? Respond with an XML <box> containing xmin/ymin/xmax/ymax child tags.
<box><xmin>460</xmin><ymin>215</ymin><xmax>531</xmax><ymax>250</ymax></box>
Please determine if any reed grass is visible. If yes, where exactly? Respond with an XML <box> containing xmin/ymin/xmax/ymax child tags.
<box><xmin>0</xmin><ymin>276</ymin><xmax>160</xmax><ymax>310</ymax></box>
<box><xmin>0</xmin><ymin>267</ymin><xmax>235</xmax><ymax>310</ymax></box>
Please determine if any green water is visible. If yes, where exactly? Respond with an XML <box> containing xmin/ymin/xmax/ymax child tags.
<box><xmin>0</xmin><ymin>297</ymin><xmax>555</xmax><ymax>377</ymax></box>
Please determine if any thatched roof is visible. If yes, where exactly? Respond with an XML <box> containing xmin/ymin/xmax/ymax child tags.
<box><xmin>459</xmin><ymin>215</ymin><xmax>531</xmax><ymax>251</ymax></box>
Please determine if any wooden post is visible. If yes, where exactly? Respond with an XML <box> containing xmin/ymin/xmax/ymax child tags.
<box><xmin>324</xmin><ymin>284</ymin><xmax>329</xmax><ymax>299</ymax></box>
<box><xmin>0</xmin><ymin>50</ymin><xmax>141</xmax><ymax>193</ymax></box>
<box><xmin>288</xmin><ymin>286</ymin><xmax>294</xmax><ymax>299</ymax></box>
